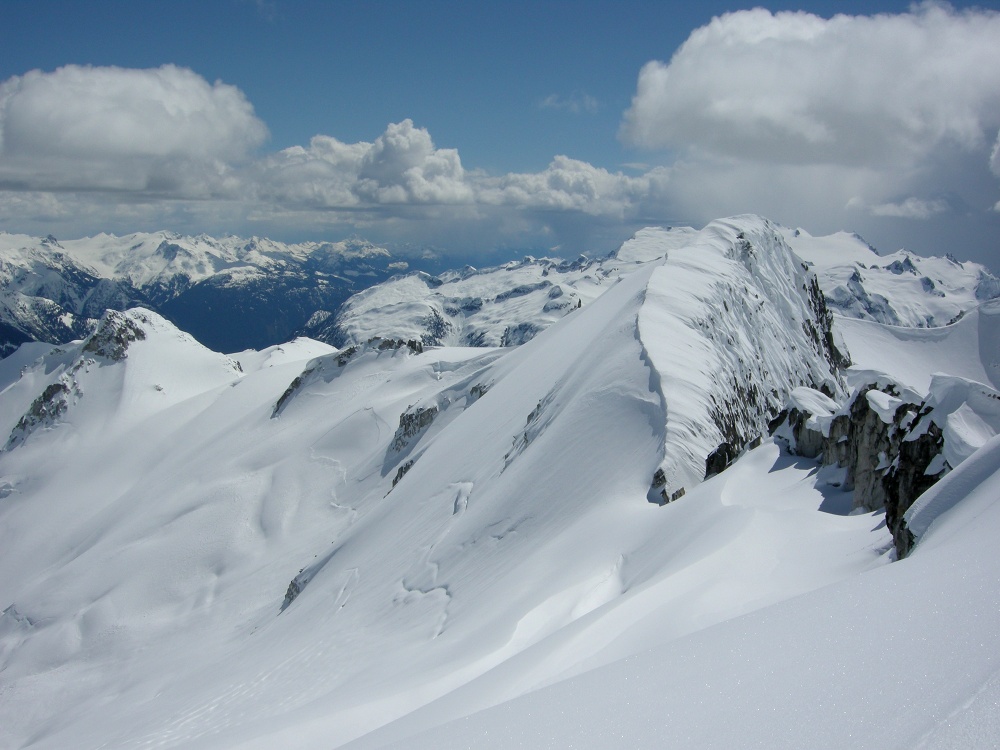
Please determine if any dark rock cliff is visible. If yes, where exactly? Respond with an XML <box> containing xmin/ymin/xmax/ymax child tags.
<box><xmin>771</xmin><ymin>381</ymin><xmax>952</xmax><ymax>558</ymax></box>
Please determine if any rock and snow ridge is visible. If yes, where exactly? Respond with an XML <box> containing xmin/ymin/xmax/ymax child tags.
<box><xmin>299</xmin><ymin>215</ymin><xmax>844</xmax><ymax>503</ymax></box>
<box><xmin>0</xmin><ymin>214</ymin><xmax>998</xmax><ymax>748</ymax></box>
<box><xmin>329</xmin><ymin>222</ymin><xmax>999</xmax><ymax>350</ymax></box>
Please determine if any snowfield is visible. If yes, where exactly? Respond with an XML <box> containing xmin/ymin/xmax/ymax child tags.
<box><xmin>0</xmin><ymin>215</ymin><xmax>998</xmax><ymax>748</ymax></box>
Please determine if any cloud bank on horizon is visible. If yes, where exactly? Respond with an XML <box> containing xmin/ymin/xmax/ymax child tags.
<box><xmin>1</xmin><ymin>3</ymin><xmax>999</xmax><ymax>267</ymax></box>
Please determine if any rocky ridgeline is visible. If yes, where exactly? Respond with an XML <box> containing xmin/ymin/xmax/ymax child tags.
<box><xmin>5</xmin><ymin>380</ymin><xmax>75</xmax><ymax>450</ymax></box>
<box><xmin>770</xmin><ymin>376</ymin><xmax>1000</xmax><ymax>557</ymax></box>
<box><xmin>6</xmin><ymin>310</ymin><xmax>153</xmax><ymax>446</ymax></box>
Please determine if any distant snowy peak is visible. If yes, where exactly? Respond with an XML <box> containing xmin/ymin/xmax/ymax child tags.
<box><xmin>53</xmin><ymin>232</ymin><xmax>393</xmax><ymax>290</ymax></box>
<box><xmin>783</xmin><ymin>227</ymin><xmax>999</xmax><ymax>327</ymax></box>
<box><xmin>327</xmin><ymin>256</ymin><xmax>603</xmax><ymax>347</ymax></box>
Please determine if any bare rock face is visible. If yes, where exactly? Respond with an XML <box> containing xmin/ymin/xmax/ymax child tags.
<box><xmin>390</xmin><ymin>406</ymin><xmax>439</xmax><ymax>452</ymax></box>
<box><xmin>82</xmin><ymin>309</ymin><xmax>148</xmax><ymax>361</ymax></box>
<box><xmin>770</xmin><ymin>380</ymin><xmax>954</xmax><ymax>557</ymax></box>
<box><xmin>836</xmin><ymin>386</ymin><xmax>901</xmax><ymax>512</ymax></box>
<box><xmin>5</xmin><ymin>381</ymin><xmax>73</xmax><ymax>450</ymax></box>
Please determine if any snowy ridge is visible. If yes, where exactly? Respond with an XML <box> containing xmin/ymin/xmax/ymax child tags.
<box><xmin>0</xmin><ymin>308</ymin><xmax>242</xmax><ymax>451</ymax></box>
<box><xmin>639</xmin><ymin>216</ymin><xmax>842</xmax><ymax>498</ymax></box>
<box><xmin>0</xmin><ymin>216</ymin><xmax>998</xmax><ymax>748</ymax></box>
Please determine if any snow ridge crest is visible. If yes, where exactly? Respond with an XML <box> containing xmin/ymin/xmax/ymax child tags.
<box><xmin>638</xmin><ymin>215</ymin><xmax>844</xmax><ymax>501</ymax></box>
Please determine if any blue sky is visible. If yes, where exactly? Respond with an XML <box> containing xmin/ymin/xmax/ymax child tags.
<box><xmin>2</xmin><ymin>0</ymin><xmax>1000</xmax><ymax>269</ymax></box>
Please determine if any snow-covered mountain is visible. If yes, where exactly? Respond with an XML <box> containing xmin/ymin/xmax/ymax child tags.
<box><xmin>0</xmin><ymin>231</ymin><xmax>420</xmax><ymax>355</ymax></box>
<box><xmin>0</xmin><ymin>214</ymin><xmax>998</xmax><ymax>749</ymax></box>
<box><xmin>331</xmin><ymin>222</ymin><xmax>1000</xmax><ymax>349</ymax></box>
<box><xmin>784</xmin><ymin>227</ymin><xmax>1000</xmax><ymax>327</ymax></box>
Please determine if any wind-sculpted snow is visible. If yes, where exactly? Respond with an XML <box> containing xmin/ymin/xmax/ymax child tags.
<box><xmin>639</xmin><ymin>216</ymin><xmax>843</xmax><ymax>500</ymax></box>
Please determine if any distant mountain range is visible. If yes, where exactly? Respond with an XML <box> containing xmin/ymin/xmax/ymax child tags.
<box><xmin>0</xmin><ymin>231</ymin><xmax>440</xmax><ymax>355</ymax></box>
<box><xmin>2</xmin><ymin>224</ymin><xmax>997</xmax><ymax>358</ymax></box>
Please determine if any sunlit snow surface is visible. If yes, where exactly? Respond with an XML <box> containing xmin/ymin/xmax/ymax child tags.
<box><xmin>0</xmin><ymin>217</ymin><xmax>998</xmax><ymax>749</ymax></box>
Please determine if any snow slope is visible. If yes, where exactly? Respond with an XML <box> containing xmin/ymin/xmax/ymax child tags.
<box><xmin>0</xmin><ymin>215</ymin><xmax>997</xmax><ymax>749</ymax></box>
<box><xmin>364</xmin><ymin>434</ymin><xmax>1000</xmax><ymax>749</ymax></box>
<box><xmin>836</xmin><ymin>298</ymin><xmax>1000</xmax><ymax>393</ymax></box>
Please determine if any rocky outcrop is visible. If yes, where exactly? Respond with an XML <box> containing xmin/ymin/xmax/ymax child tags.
<box><xmin>5</xmin><ymin>381</ymin><xmax>73</xmax><ymax>450</ymax></box>
<box><xmin>82</xmin><ymin>309</ymin><xmax>148</xmax><ymax>361</ymax></box>
<box><xmin>768</xmin><ymin>376</ymin><xmax>1000</xmax><ymax>557</ymax></box>
<box><xmin>390</xmin><ymin>406</ymin><xmax>439</xmax><ymax>453</ymax></box>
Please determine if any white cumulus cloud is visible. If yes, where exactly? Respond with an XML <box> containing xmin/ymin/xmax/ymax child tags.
<box><xmin>867</xmin><ymin>197</ymin><xmax>950</xmax><ymax>220</ymax></box>
<box><xmin>618</xmin><ymin>3</ymin><xmax>1000</xmax><ymax>261</ymax></box>
<box><xmin>480</xmin><ymin>155</ymin><xmax>666</xmax><ymax>219</ymax></box>
<box><xmin>253</xmin><ymin>121</ymin><xmax>657</xmax><ymax>222</ymax></box>
<box><xmin>0</xmin><ymin>60</ymin><xmax>659</xmax><ymax>249</ymax></box>
<box><xmin>0</xmin><ymin>64</ymin><xmax>268</xmax><ymax>193</ymax></box>
<box><xmin>621</xmin><ymin>3</ymin><xmax>1000</xmax><ymax>166</ymax></box>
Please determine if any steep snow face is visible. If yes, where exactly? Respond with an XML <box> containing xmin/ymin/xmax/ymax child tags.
<box><xmin>784</xmin><ymin>227</ymin><xmax>1000</xmax><ymax>327</ymax></box>
<box><xmin>639</xmin><ymin>216</ymin><xmax>843</xmax><ymax>499</ymax></box>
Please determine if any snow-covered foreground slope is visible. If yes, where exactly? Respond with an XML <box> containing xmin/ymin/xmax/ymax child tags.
<box><xmin>366</xmin><ymin>435</ymin><xmax>1000</xmax><ymax>750</ymax></box>
<box><xmin>0</xmin><ymin>216</ymin><xmax>997</xmax><ymax>749</ymax></box>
